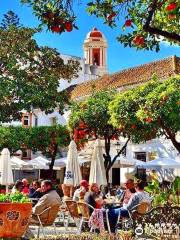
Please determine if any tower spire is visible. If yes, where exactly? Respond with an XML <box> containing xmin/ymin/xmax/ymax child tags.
<box><xmin>83</xmin><ymin>27</ymin><xmax>108</xmax><ymax>76</ymax></box>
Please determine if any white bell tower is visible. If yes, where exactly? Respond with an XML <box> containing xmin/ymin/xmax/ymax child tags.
<box><xmin>83</xmin><ymin>27</ymin><xmax>108</xmax><ymax>76</ymax></box>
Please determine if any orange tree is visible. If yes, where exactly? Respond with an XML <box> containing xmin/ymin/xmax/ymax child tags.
<box><xmin>68</xmin><ymin>90</ymin><xmax>130</xmax><ymax>182</ymax></box>
<box><xmin>0</xmin><ymin>125</ymin><xmax>70</xmax><ymax>176</ymax></box>
<box><xmin>28</xmin><ymin>125</ymin><xmax>70</xmax><ymax>174</ymax></box>
<box><xmin>0</xmin><ymin>126</ymin><xmax>30</xmax><ymax>153</ymax></box>
<box><xmin>109</xmin><ymin>75</ymin><xmax>180</xmax><ymax>153</ymax></box>
<box><xmin>20</xmin><ymin>0</ymin><xmax>180</xmax><ymax>51</ymax></box>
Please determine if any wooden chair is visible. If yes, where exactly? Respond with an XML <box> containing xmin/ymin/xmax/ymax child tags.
<box><xmin>78</xmin><ymin>202</ymin><xmax>111</xmax><ymax>233</ymax></box>
<box><xmin>65</xmin><ymin>201</ymin><xmax>95</xmax><ymax>233</ymax></box>
<box><xmin>117</xmin><ymin>201</ymin><xmax>151</xmax><ymax>231</ymax></box>
<box><xmin>30</xmin><ymin>205</ymin><xmax>60</xmax><ymax>237</ymax></box>
<box><xmin>132</xmin><ymin>201</ymin><xmax>151</xmax><ymax>215</ymax></box>
<box><xmin>77</xmin><ymin>202</ymin><xmax>94</xmax><ymax>233</ymax></box>
<box><xmin>64</xmin><ymin>200</ymin><xmax>81</xmax><ymax>232</ymax></box>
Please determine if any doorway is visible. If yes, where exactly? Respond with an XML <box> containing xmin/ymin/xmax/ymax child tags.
<box><xmin>112</xmin><ymin>168</ymin><xmax>120</xmax><ymax>186</ymax></box>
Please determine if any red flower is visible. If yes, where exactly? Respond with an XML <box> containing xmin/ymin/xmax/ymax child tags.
<box><xmin>107</xmin><ymin>12</ymin><xmax>116</xmax><ymax>21</ymax></box>
<box><xmin>168</xmin><ymin>14</ymin><xmax>176</xmax><ymax>19</ymax></box>
<box><xmin>146</xmin><ymin>117</ymin><xmax>153</xmax><ymax>123</ymax></box>
<box><xmin>125</xmin><ymin>19</ymin><xmax>132</xmax><ymax>27</ymax></box>
<box><xmin>79</xmin><ymin>121</ymin><xmax>87</xmax><ymax>129</ymax></box>
<box><xmin>166</xmin><ymin>3</ymin><xmax>177</xmax><ymax>11</ymax></box>
<box><xmin>131</xmin><ymin>124</ymin><xmax>137</xmax><ymax>129</ymax></box>
<box><xmin>133</xmin><ymin>35</ymin><xmax>145</xmax><ymax>46</ymax></box>
<box><xmin>51</xmin><ymin>25</ymin><xmax>62</xmax><ymax>33</ymax></box>
<box><xmin>65</xmin><ymin>22</ymin><xmax>73</xmax><ymax>32</ymax></box>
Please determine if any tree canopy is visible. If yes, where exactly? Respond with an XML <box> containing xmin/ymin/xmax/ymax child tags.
<box><xmin>68</xmin><ymin>90</ymin><xmax>130</xmax><ymax>181</ymax></box>
<box><xmin>0</xmin><ymin>10</ymin><xmax>21</xmax><ymax>30</ymax></box>
<box><xmin>28</xmin><ymin>125</ymin><xmax>70</xmax><ymax>173</ymax></box>
<box><xmin>20</xmin><ymin>0</ymin><xmax>180</xmax><ymax>51</ymax></box>
<box><xmin>0</xmin><ymin>125</ymin><xmax>70</xmax><ymax>176</ymax></box>
<box><xmin>109</xmin><ymin>75</ymin><xmax>180</xmax><ymax>152</ymax></box>
<box><xmin>68</xmin><ymin>76</ymin><xmax>180</xmax><ymax>181</ymax></box>
<box><xmin>0</xmin><ymin>20</ymin><xmax>80</xmax><ymax>123</ymax></box>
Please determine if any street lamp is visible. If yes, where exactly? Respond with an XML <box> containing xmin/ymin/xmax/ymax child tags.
<box><xmin>115</xmin><ymin>141</ymin><xmax>121</xmax><ymax>155</ymax></box>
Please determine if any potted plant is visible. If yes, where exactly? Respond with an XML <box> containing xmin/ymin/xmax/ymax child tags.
<box><xmin>0</xmin><ymin>192</ymin><xmax>32</xmax><ymax>238</ymax></box>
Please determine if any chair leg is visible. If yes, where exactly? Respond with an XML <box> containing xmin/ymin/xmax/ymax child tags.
<box><xmin>105</xmin><ymin>209</ymin><xmax>111</xmax><ymax>234</ymax></box>
<box><xmin>90</xmin><ymin>226</ymin><xmax>95</xmax><ymax>232</ymax></box>
<box><xmin>37</xmin><ymin>226</ymin><xmax>40</xmax><ymax>238</ymax></box>
<box><xmin>64</xmin><ymin>216</ymin><xmax>70</xmax><ymax>231</ymax></box>
<box><xmin>78</xmin><ymin>218</ymin><xmax>84</xmax><ymax>234</ymax></box>
<box><xmin>41</xmin><ymin>226</ymin><xmax>45</xmax><ymax>237</ymax></box>
<box><xmin>53</xmin><ymin>222</ymin><xmax>57</xmax><ymax>235</ymax></box>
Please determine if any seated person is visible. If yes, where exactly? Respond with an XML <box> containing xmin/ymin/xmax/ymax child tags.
<box><xmin>11</xmin><ymin>180</ymin><xmax>24</xmax><ymax>193</ymax></box>
<box><xmin>22</xmin><ymin>178</ymin><xmax>29</xmax><ymax>195</ymax></box>
<box><xmin>108</xmin><ymin>180</ymin><xmax>151</xmax><ymax>233</ymax></box>
<box><xmin>29</xmin><ymin>180</ymin><xmax>43</xmax><ymax>200</ymax></box>
<box><xmin>121</xmin><ymin>179</ymin><xmax>136</xmax><ymax>207</ymax></box>
<box><xmin>84</xmin><ymin>183</ymin><xmax>100</xmax><ymax>211</ymax></box>
<box><xmin>100</xmin><ymin>185</ymin><xmax>109</xmax><ymax>199</ymax></box>
<box><xmin>95</xmin><ymin>196</ymin><xmax>104</xmax><ymax>209</ymax></box>
<box><xmin>73</xmin><ymin>180</ymin><xmax>89</xmax><ymax>202</ymax></box>
<box><xmin>23</xmin><ymin>180</ymin><xmax>61</xmax><ymax>239</ymax></box>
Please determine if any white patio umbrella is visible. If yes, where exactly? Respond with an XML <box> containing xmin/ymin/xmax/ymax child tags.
<box><xmin>33</xmin><ymin>156</ymin><xmax>50</xmax><ymax>164</ymax></box>
<box><xmin>115</xmin><ymin>156</ymin><xmax>139</xmax><ymax>168</ymax></box>
<box><xmin>53</xmin><ymin>156</ymin><xmax>91</xmax><ymax>170</ymax></box>
<box><xmin>27</xmin><ymin>157</ymin><xmax>49</xmax><ymax>180</ymax></box>
<box><xmin>28</xmin><ymin>156</ymin><xmax>49</xmax><ymax>169</ymax></box>
<box><xmin>139</xmin><ymin>157</ymin><xmax>180</xmax><ymax>169</ymax></box>
<box><xmin>53</xmin><ymin>157</ymin><xmax>67</xmax><ymax>170</ymax></box>
<box><xmin>64</xmin><ymin>140</ymin><xmax>82</xmax><ymax>187</ymax></box>
<box><xmin>11</xmin><ymin>156</ymin><xmax>32</xmax><ymax>169</ymax></box>
<box><xmin>0</xmin><ymin>148</ymin><xmax>14</xmax><ymax>192</ymax></box>
<box><xmin>89</xmin><ymin>139</ymin><xmax>107</xmax><ymax>186</ymax></box>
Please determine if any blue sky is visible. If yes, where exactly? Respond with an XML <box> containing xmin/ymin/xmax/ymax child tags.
<box><xmin>1</xmin><ymin>0</ymin><xmax>179</xmax><ymax>73</ymax></box>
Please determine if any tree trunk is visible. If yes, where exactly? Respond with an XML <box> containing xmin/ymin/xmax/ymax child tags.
<box><xmin>163</xmin><ymin>128</ymin><xmax>180</xmax><ymax>153</ymax></box>
<box><xmin>158</xmin><ymin>118</ymin><xmax>180</xmax><ymax>153</ymax></box>
<box><xmin>49</xmin><ymin>143</ymin><xmax>58</xmax><ymax>179</ymax></box>
<box><xmin>103</xmin><ymin>137</ymin><xmax>130</xmax><ymax>184</ymax></box>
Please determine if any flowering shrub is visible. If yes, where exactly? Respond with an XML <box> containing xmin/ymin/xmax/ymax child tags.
<box><xmin>0</xmin><ymin>192</ymin><xmax>31</xmax><ymax>203</ymax></box>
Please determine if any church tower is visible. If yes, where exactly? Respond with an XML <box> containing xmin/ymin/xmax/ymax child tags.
<box><xmin>83</xmin><ymin>27</ymin><xmax>108</xmax><ymax>76</ymax></box>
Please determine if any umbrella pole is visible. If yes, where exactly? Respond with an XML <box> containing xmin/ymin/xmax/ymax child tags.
<box><xmin>6</xmin><ymin>185</ymin><xmax>8</xmax><ymax>193</ymax></box>
<box><xmin>39</xmin><ymin>169</ymin><xmax>40</xmax><ymax>180</ymax></box>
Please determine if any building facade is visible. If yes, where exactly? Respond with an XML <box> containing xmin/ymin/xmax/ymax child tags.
<box><xmin>4</xmin><ymin>27</ymin><xmax>180</xmax><ymax>184</ymax></box>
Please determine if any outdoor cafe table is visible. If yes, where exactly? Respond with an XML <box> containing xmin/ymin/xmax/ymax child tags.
<box><xmin>103</xmin><ymin>198</ymin><xmax>122</xmax><ymax>209</ymax></box>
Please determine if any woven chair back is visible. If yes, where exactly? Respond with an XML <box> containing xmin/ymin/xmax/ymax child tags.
<box><xmin>77</xmin><ymin>202</ymin><xmax>91</xmax><ymax>220</ymax></box>
<box><xmin>43</xmin><ymin>205</ymin><xmax>60</xmax><ymax>225</ymax></box>
<box><xmin>65</xmin><ymin>200</ymin><xmax>80</xmax><ymax>218</ymax></box>
<box><xmin>137</xmin><ymin>202</ymin><xmax>150</xmax><ymax>214</ymax></box>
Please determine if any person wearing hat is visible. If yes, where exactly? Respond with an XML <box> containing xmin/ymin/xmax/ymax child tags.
<box><xmin>73</xmin><ymin>180</ymin><xmax>89</xmax><ymax>202</ymax></box>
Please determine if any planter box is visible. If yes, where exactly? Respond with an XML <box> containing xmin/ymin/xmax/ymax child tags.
<box><xmin>0</xmin><ymin>202</ymin><xmax>32</xmax><ymax>238</ymax></box>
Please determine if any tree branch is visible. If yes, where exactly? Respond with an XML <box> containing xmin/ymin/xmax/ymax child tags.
<box><xmin>144</xmin><ymin>25</ymin><xmax>180</xmax><ymax>42</ymax></box>
<box><xmin>111</xmin><ymin>137</ymin><xmax>130</xmax><ymax>167</ymax></box>
<box><xmin>143</xmin><ymin>0</ymin><xmax>180</xmax><ymax>42</ymax></box>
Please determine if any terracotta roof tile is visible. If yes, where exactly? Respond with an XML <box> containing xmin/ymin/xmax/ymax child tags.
<box><xmin>70</xmin><ymin>56</ymin><xmax>180</xmax><ymax>100</ymax></box>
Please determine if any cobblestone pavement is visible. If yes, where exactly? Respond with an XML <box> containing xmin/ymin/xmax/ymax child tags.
<box><xmin>29</xmin><ymin>219</ymin><xmax>79</xmax><ymax>238</ymax></box>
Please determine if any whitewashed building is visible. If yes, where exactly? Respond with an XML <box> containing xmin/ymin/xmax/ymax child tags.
<box><xmin>4</xmin><ymin>27</ymin><xmax>180</xmax><ymax>183</ymax></box>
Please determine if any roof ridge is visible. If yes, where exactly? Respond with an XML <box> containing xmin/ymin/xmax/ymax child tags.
<box><xmin>111</xmin><ymin>55</ymin><xmax>179</xmax><ymax>77</ymax></box>
<box><xmin>70</xmin><ymin>55</ymin><xmax>180</xmax><ymax>100</ymax></box>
